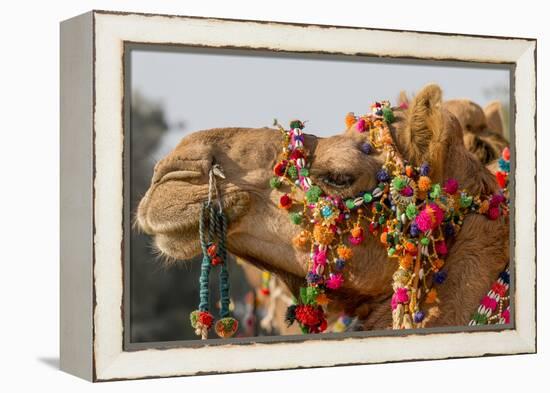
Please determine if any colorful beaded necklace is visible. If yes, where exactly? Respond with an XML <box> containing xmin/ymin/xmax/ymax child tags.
<box><xmin>271</xmin><ymin>101</ymin><xmax>510</xmax><ymax>333</ymax></box>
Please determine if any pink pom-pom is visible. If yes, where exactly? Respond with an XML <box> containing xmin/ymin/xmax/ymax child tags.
<box><xmin>435</xmin><ymin>241</ymin><xmax>448</xmax><ymax>256</ymax></box>
<box><xmin>488</xmin><ymin>207</ymin><xmax>500</xmax><ymax>220</ymax></box>
<box><xmin>349</xmin><ymin>235</ymin><xmax>364</xmax><ymax>245</ymax></box>
<box><xmin>415</xmin><ymin>203</ymin><xmax>444</xmax><ymax>232</ymax></box>
<box><xmin>443</xmin><ymin>178</ymin><xmax>459</xmax><ymax>194</ymax></box>
<box><xmin>391</xmin><ymin>287</ymin><xmax>409</xmax><ymax>310</ymax></box>
<box><xmin>326</xmin><ymin>273</ymin><xmax>344</xmax><ymax>290</ymax></box>
<box><xmin>356</xmin><ymin>118</ymin><xmax>366</xmax><ymax>133</ymax></box>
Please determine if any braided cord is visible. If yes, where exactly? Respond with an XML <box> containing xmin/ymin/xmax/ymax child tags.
<box><xmin>218</xmin><ymin>210</ymin><xmax>230</xmax><ymax>318</ymax></box>
<box><xmin>198</xmin><ymin>202</ymin><xmax>211</xmax><ymax>312</ymax></box>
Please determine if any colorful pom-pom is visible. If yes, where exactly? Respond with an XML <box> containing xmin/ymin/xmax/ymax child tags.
<box><xmin>337</xmin><ymin>245</ymin><xmax>353</xmax><ymax>260</ymax></box>
<box><xmin>361</xmin><ymin>142</ymin><xmax>373</xmax><ymax>155</ymax></box>
<box><xmin>289</xmin><ymin>212</ymin><xmax>302</xmax><ymax>225</ymax></box>
<box><xmin>306</xmin><ymin>185</ymin><xmax>322</xmax><ymax>203</ymax></box>
<box><xmin>279</xmin><ymin>194</ymin><xmax>292</xmax><ymax>209</ymax></box>
<box><xmin>443</xmin><ymin>178</ymin><xmax>459</xmax><ymax>195</ymax></box>
<box><xmin>377</xmin><ymin>169</ymin><xmax>391</xmax><ymax>182</ymax></box>
<box><xmin>326</xmin><ymin>273</ymin><xmax>344</xmax><ymax>290</ymax></box>
<box><xmin>382</xmin><ymin>107</ymin><xmax>395</xmax><ymax>124</ymax></box>
<box><xmin>269</xmin><ymin>177</ymin><xmax>282</xmax><ymax>189</ymax></box>
<box><xmin>345</xmin><ymin>112</ymin><xmax>356</xmax><ymax>128</ymax></box>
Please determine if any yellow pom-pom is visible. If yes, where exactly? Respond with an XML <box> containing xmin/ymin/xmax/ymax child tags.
<box><xmin>418</xmin><ymin>176</ymin><xmax>432</xmax><ymax>192</ymax></box>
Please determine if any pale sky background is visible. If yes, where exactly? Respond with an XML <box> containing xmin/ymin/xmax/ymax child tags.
<box><xmin>131</xmin><ymin>48</ymin><xmax>510</xmax><ymax>159</ymax></box>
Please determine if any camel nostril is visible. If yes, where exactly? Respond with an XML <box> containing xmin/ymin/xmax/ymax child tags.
<box><xmin>156</xmin><ymin>170</ymin><xmax>204</xmax><ymax>185</ymax></box>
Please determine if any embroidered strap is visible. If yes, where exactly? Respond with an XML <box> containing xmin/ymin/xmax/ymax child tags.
<box><xmin>469</xmin><ymin>268</ymin><xmax>510</xmax><ymax>325</ymax></box>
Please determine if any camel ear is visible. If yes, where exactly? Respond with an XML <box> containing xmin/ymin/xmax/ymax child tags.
<box><xmin>484</xmin><ymin>101</ymin><xmax>504</xmax><ymax>135</ymax></box>
<box><xmin>401</xmin><ymin>84</ymin><xmax>446</xmax><ymax>181</ymax></box>
<box><xmin>398</xmin><ymin>90</ymin><xmax>410</xmax><ymax>107</ymax></box>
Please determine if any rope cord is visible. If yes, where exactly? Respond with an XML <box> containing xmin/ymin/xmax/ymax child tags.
<box><xmin>198</xmin><ymin>202</ymin><xmax>212</xmax><ymax>312</ymax></box>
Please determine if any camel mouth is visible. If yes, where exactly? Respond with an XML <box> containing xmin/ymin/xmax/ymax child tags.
<box><xmin>137</xmin><ymin>189</ymin><xmax>251</xmax><ymax>261</ymax></box>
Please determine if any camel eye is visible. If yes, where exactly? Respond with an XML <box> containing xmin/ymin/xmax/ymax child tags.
<box><xmin>321</xmin><ymin>173</ymin><xmax>355</xmax><ymax>188</ymax></box>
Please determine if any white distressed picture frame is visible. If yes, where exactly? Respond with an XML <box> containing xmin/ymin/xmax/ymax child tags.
<box><xmin>60</xmin><ymin>10</ymin><xmax>536</xmax><ymax>381</ymax></box>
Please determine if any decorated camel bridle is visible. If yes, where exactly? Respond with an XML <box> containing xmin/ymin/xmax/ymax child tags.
<box><xmin>270</xmin><ymin>101</ymin><xmax>510</xmax><ymax>333</ymax></box>
<box><xmin>190</xmin><ymin>101</ymin><xmax>511</xmax><ymax>339</ymax></box>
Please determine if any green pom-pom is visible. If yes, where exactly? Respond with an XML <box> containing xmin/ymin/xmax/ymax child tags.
<box><xmin>300</xmin><ymin>168</ymin><xmax>309</xmax><ymax>177</ymax></box>
<box><xmin>363</xmin><ymin>193</ymin><xmax>373</xmax><ymax>203</ymax></box>
<box><xmin>287</xmin><ymin>165</ymin><xmax>298</xmax><ymax>180</ymax></box>
<box><xmin>430</xmin><ymin>184</ymin><xmax>442</xmax><ymax>199</ymax></box>
<box><xmin>345</xmin><ymin>199</ymin><xmax>355</xmax><ymax>209</ymax></box>
<box><xmin>289</xmin><ymin>212</ymin><xmax>302</xmax><ymax>225</ymax></box>
<box><xmin>270</xmin><ymin>177</ymin><xmax>282</xmax><ymax>189</ymax></box>
<box><xmin>405</xmin><ymin>204</ymin><xmax>417</xmax><ymax>219</ymax></box>
<box><xmin>382</xmin><ymin>107</ymin><xmax>395</xmax><ymax>124</ymax></box>
<box><xmin>375</xmin><ymin>202</ymin><xmax>383</xmax><ymax>212</ymax></box>
<box><xmin>290</xmin><ymin>120</ymin><xmax>304</xmax><ymax>129</ymax></box>
<box><xmin>388</xmin><ymin>247</ymin><xmax>396</xmax><ymax>256</ymax></box>
<box><xmin>190</xmin><ymin>310</ymin><xmax>200</xmax><ymax>328</ymax></box>
<box><xmin>378</xmin><ymin>215</ymin><xmax>386</xmax><ymax>225</ymax></box>
<box><xmin>460</xmin><ymin>195</ymin><xmax>473</xmax><ymax>208</ymax></box>
<box><xmin>306</xmin><ymin>186</ymin><xmax>322</xmax><ymax>203</ymax></box>
<box><xmin>420</xmin><ymin>237</ymin><xmax>430</xmax><ymax>246</ymax></box>
<box><xmin>392</xmin><ymin>176</ymin><xmax>407</xmax><ymax>191</ymax></box>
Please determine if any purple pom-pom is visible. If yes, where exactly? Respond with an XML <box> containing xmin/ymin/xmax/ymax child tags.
<box><xmin>377</xmin><ymin>169</ymin><xmax>390</xmax><ymax>182</ymax></box>
<box><xmin>306</xmin><ymin>272</ymin><xmax>322</xmax><ymax>284</ymax></box>
<box><xmin>413</xmin><ymin>311</ymin><xmax>425</xmax><ymax>323</ymax></box>
<box><xmin>335</xmin><ymin>259</ymin><xmax>346</xmax><ymax>270</ymax></box>
<box><xmin>409</xmin><ymin>222</ymin><xmax>420</xmax><ymax>237</ymax></box>
<box><xmin>444</xmin><ymin>222</ymin><xmax>455</xmax><ymax>238</ymax></box>
<box><xmin>361</xmin><ymin>142</ymin><xmax>373</xmax><ymax>155</ymax></box>
<box><xmin>434</xmin><ymin>270</ymin><xmax>447</xmax><ymax>284</ymax></box>
<box><xmin>420</xmin><ymin>162</ymin><xmax>430</xmax><ymax>176</ymax></box>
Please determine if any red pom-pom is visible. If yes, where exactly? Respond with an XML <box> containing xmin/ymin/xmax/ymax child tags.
<box><xmin>295</xmin><ymin>305</ymin><xmax>321</xmax><ymax>327</ymax></box>
<box><xmin>279</xmin><ymin>194</ymin><xmax>292</xmax><ymax>209</ymax></box>
<box><xmin>260</xmin><ymin>288</ymin><xmax>270</xmax><ymax>296</ymax></box>
<box><xmin>211</xmin><ymin>256</ymin><xmax>223</xmax><ymax>266</ymax></box>
<box><xmin>495</xmin><ymin>171</ymin><xmax>507</xmax><ymax>188</ymax></box>
<box><xmin>198</xmin><ymin>311</ymin><xmax>214</xmax><ymax>328</ymax></box>
<box><xmin>207</xmin><ymin>243</ymin><xmax>217</xmax><ymax>257</ymax></box>
<box><xmin>273</xmin><ymin>161</ymin><xmax>287</xmax><ymax>176</ymax></box>
<box><xmin>502</xmin><ymin>147</ymin><xmax>510</xmax><ymax>161</ymax></box>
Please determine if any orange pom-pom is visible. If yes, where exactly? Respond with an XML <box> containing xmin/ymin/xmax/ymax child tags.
<box><xmin>316</xmin><ymin>293</ymin><xmax>330</xmax><ymax>305</ymax></box>
<box><xmin>345</xmin><ymin>112</ymin><xmax>356</xmax><ymax>129</ymax></box>
<box><xmin>351</xmin><ymin>226</ymin><xmax>363</xmax><ymax>238</ymax></box>
<box><xmin>337</xmin><ymin>245</ymin><xmax>353</xmax><ymax>260</ymax></box>
<box><xmin>399</xmin><ymin>254</ymin><xmax>413</xmax><ymax>270</ymax></box>
<box><xmin>479</xmin><ymin>199</ymin><xmax>490</xmax><ymax>214</ymax></box>
<box><xmin>292</xmin><ymin>231</ymin><xmax>310</xmax><ymax>249</ymax></box>
<box><xmin>405</xmin><ymin>166</ymin><xmax>413</xmax><ymax>177</ymax></box>
<box><xmin>418</xmin><ymin>176</ymin><xmax>432</xmax><ymax>192</ymax></box>
<box><xmin>313</xmin><ymin>224</ymin><xmax>335</xmax><ymax>245</ymax></box>
<box><xmin>380</xmin><ymin>232</ymin><xmax>388</xmax><ymax>245</ymax></box>
<box><xmin>405</xmin><ymin>242</ymin><xmax>417</xmax><ymax>255</ymax></box>
<box><xmin>425</xmin><ymin>288</ymin><xmax>438</xmax><ymax>304</ymax></box>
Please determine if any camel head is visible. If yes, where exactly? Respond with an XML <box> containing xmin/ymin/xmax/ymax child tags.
<box><xmin>137</xmin><ymin>83</ymin><xmax>499</xmax><ymax>319</ymax></box>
